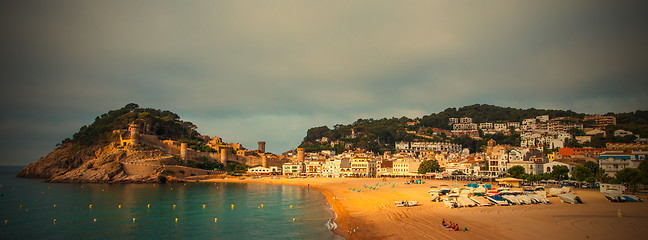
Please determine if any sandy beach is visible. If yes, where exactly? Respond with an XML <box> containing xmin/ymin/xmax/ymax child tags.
<box><xmin>203</xmin><ymin>177</ymin><xmax>648</xmax><ymax>240</ymax></box>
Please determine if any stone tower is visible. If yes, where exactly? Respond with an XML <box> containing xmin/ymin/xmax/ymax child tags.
<box><xmin>486</xmin><ymin>139</ymin><xmax>497</xmax><ymax>156</ymax></box>
<box><xmin>180</xmin><ymin>143</ymin><xmax>188</xmax><ymax>161</ymax></box>
<box><xmin>220</xmin><ymin>148</ymin><xmax>229</xmax><ymax>164</ymax></box>
<box><xmin>261</xmin><ymin>153</ymin><xmax>267</xmax><ymax>168</ymax></box>
<box><xmin>128</xmin><ymin>122</ymin><xmax>140</xmax><ymax>146</ymax></box>
<box><xmin>258</xmin><ymin>141</ymin><xmax>266</xmax><ymax>153</ymax></box>
<box><xmin>297</xmin><ymin>148</ymin><xmax>305</xmax><ymax>162</ymax></box>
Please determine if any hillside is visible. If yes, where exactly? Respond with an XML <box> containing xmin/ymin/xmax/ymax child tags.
<box><xmin>298</xmin><ymin>104</ymin><xmax>648</xmax><ymax>154</ymax></box>
<box><xmin>17</xmin><ymin>103</ymin><xmax>203</xmax><ymax>182</ymax></box>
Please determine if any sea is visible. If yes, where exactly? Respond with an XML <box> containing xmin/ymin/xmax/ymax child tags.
<box><xmin>0</xmin><ymin>166</ymin><xmax>340</xmax><ymax>240</ymax></box>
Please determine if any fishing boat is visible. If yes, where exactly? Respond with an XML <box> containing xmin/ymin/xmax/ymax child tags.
<box><xmin>558</xmin><ymin>193</ymin><xmax>583</xmax><ymax>204</ymax></box>
<box><xmin>395</xmin><ymin>200</ymin><xmax>418</xmax><ymax>207</ymax></box>
<box><xmin>487</xmin><ymin>195</ymin><xmax>510</xmax><ymax>206</ymax></box>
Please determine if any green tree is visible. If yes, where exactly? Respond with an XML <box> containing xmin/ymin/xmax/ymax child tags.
<box><xmin>550</xmin><ymin>165</ymin><xmax>570</xmax><ymax>181</ymax></box>
<box><xmin>571</xmin><ymin>165</ymin><xmax>591</xmax><ymax>182</ymax></box>
<box><xmin>417</xmin><ymin>160</ymin><xmax>440</xmax><ymax>174</ymax></box>
<box><xmin>615</xmin><ymin>168</ymin><xmax>641</xmax><ymax>186</ymax></box>
<box><xmin>638</xmin><ymin>159</ymin><xmax>648</xmax><ymax>184</ymax></box>
<box><xmin>507</xmin><ymin>166</ymin><xmax>526</xmax><ymax>179</ymax></box>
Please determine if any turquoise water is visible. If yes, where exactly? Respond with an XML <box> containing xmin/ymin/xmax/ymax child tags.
<box><xmin>0</xmin><ymin>167</ymin><xmax>338</xmax><ymax>240</ymax></box>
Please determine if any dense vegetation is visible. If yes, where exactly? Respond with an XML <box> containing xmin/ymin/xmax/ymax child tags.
<box><xmin>299</xmin><ymin>104</ymin><xmax>648</xmax><ymax>154</ymax></box>
<box><xmin>60</xmin><ymin>103</ymin><xmax>201</xmax><ymax>147</ymax></box>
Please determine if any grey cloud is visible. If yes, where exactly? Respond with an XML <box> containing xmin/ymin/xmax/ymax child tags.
<box><xmin>1</xmin><ymin>1</ymin><xmax>647</xmax><ymax>165</ymax></box>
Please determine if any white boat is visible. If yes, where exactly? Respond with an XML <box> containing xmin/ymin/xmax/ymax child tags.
<box><xmin>502</xmin><ymin>194</ymin><xmax>521</xmax><ymax>205</ymax></box>
<box><xmin>487</xmin><ymin>195</ymin><xmax>510</xmax><ymax>206</ymax></box>
<box><xmin>558</xmin><ymin>193</ymin><xmax>583</xmax><ymax>204</ymax></box>
<box><xmin>517</xmin><ymin>195</ymin><xmax>533</xmax><ymax>204</ymax></box>
<box><xmin>529</xmin><ymin>194</ymin><xmax>550</xmax><ymax>204</ymax></box>
<box><xmin>442</xmin><ymin>198</ymin><xmax>458</xmax><ymax>208</ymax></box>
<box><xmin>457</xmin><ymin>196</ymin><xmax>476</xmax><ymax>207</ymax></box>
<box><xmin>469</xmin><ymin>196</ymin><xmax>493</xmax><ymax>206</ymax></box>
<box><xmin>430</xmin><ymin>194</ymin><xmax>440</xmax><ymax>202</ymax></box>
<box><xmin>548</xmin><ymin>188</ymin><xmax>563</xmax><ymax>197</ymax></box>
<box><xmin>395</xmin><ymin>200</ymin><xmax>419</xmax><ymax>207</ymax></box>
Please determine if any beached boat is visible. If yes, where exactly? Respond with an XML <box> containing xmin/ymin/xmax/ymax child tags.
<box><xmin>604</xmin><ymin>193</ymin><xmax>624</xmax><ymax>202</ymax></box>
<box><xmin>501</xmin><ymin>194</ymin><xmax>521</xmax><ymax>205</ymax></box>
<box><xmin>442</xmin><ymin>198</ymin><xmax>458</xmax><ymax>208</ymax></box>
<box><xmin>430</xmin><ymin>194</ymin><xmax>440</xmax><ymax>202</ymax></box>
<box><xmin>473</xmin><ymin>187</ymin><xmax>486</xmax><ymax>196</ymax></box>
<box><xmin>558</xmin><ymin>193</ymin><xmax>583</xmax><ymax>204</ymax></box>
<box><xmin>547</xmin><ymin>188</ymin><xmax>563</xmax><ymax>197</ymax></box>
<box><xmin>487</xmin><ymin>195</ymin><xmax>509</xmax><ymax>206</ymax></box>
<box><xmin>457</xmin><ymin>196</ymin><xmax>476</xmax><ymax>207</ymax></box>
<box><xmin>469</xmin><ymin>196</ymin><xmax>493</xmax><ymax>206</ymax></box>
<box><xmin>395</xmin><ymin>200</ymin><xmax>418</xmax><ymax>207</ymax></box>
<box><xmin>622</xmin><ymin>195</ymin><xmax>643</xmax><ymax>202</ymax></box>
<box><xmin>528</xmin><ymin>194</ymin><xmax>549</xmax><ymax>204</ymax></box>
<box><xmin>516</xmin><ymin>195</ymin><xmax>533</xmax><ymax>204</ymax></box>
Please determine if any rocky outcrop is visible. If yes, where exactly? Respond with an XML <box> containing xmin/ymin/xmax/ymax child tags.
<box><xmin>17</xmin><ymin>143</ymin><xmax>183</xmax><ymax>183</ymax></box>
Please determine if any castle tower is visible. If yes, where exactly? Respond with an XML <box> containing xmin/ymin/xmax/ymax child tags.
<box><xmin>297</xmin><ymin>148</ymin><xmax>305</xmax><ymax>162</ymax></box>
<box><xmin>128</xmin><ymin>122</ymin><xmax>140</xmax><ymax>146</ymax></box>
<box><xmin>180</xmin><ymin>143</ymin><xmax>188</xmax><ymax>161</ymax></box>
<box><xmin>486</xmin><ymin>139</ymin><xmax>496</xmax><ymax>156</ymax></box>
<box><xmin>261</xmin><ymin>154</ymin><xmax>267</xmax><ymax>168</ymax></box>
<box><xmin>220</xmin><ymin>148</ymin><xmax>229</xmax><ymax>164</ymax></box>
<box><xmin>258</xmin><ymin>141</ymin><xmax>266</xmax><ymax>153</ymax></box>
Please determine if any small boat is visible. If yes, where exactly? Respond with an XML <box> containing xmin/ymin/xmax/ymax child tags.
<box><xmin>395</xmin><ymin>201</ymin><xmax>418</xmax><ymax>207</ymax></box>
<box><xmin>621</xmin><ymin>195</ymin><xmax>643</xmax><ymax>202</ymax></box>
<box><xmin>469</xmin><ymin>196</ymin><xmax>493</xmax><ymax>206</ymax></box>
<box><xmin>604</xmin><ymin>193</ymin><xmax>624</xmax><ymax>202</ymax></box>
<box><xmin>501</xmin><ymin>194</ymin><xmax>521</xmax><ymax>205</ymax></box>
<box><xmin>457</xmin><ymin>196</ymin><xmax>476</xmax><ymax>207</ymax></box>
<box><xmin>558</xmin><ymin>193</ymin><xmax>583</xmax><ymax>204</ymax></box>
<box><xmin>430</xmin><ymin>194</ymin><xmax>440</xmax><ymax>202</ymax></box>
<box><xmin>439</xmin><ymin>188</ymin><xmax>451</xmax><ymax>195</ymax></box>
<box><xmin>487</xmin><ymin>195</ymin><xmax>509</xmax><ymax>206</ymax></box>
<box><xmin>442</xmin><ymin>198</ymin><xmax>458</xmax><ymax>208</ymax></box>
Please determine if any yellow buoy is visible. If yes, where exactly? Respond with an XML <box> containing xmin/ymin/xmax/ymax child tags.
<box><xmin>175</xmin><ymin>218</ymin><xmax>178</xmax><ymax>222</ymax></box>
<box><xmin>101</xmin><ymin>189</ymin><xmax>104</xmax><ymax>192</ymax></box>
<box><xmin>260</xmin><ymin>204</ymin><xmax>264</xmax><ymax>208</ymax></box>
<box><xmin>118</xmin><ymin>205</ymin><xmax>122</xmax><ymax>209</ymax></box>
<box><xmin>292</xmin><ymin>218</ymin><xmax>296</xmax><ymax>222</ymax></box>
<box><xmin>290</xmin><ymin>205</ymin><xmax>293</xmax><ymax>208</ymax></box>
<box><xmin>53</xmin><ymin>219</ymin><xmax>57</xmax><ymax>224</ymax></box>
<box><xmin>93</xmin><ymin>219</ymin><xmax>96</xmax><ymax>222</ymax></box>
<box><xmin>19</xmin><ymin>205</ymin><xmax>22</xmax><ymax>209</ymax></box>
<box><xmin>53</xmin><ymin>204</ymin><xmax>56</xmax><ymax>208</ymax></box>
<box><xmin>231</xmin><ymin>204</ymin><xmax>234</xmax><ymax>209</ymax></box>
<box><xmin>173</xmin><ymin>204</ymin><xmax>176</xmax><ymax>209</ymax></box>
<box><xmin>202</xmin><ymin>204</ymin><xmax>206</xmax><ymax>208</ymax></box>
<box><xmin>132</xmin><ymin>218</ymin><xmax>136</xmax><ymax>222</ymax></box>
<box><xmin>41</xmin><ymin>191</ymin><xmax>44</xmax><ymax>194</ymax></box>
<box><xmin>171</xmin><ymin>188</ymin><xmax>173</xmax><ymax>190</ymax></box>
<box><xmin>89</xmin><ymin>204</ymin><xmax>93</xmax><ymax>209</ymax></box>
<box><xmin>4</xmin><ymin>219</ymin><xmax>7</xmax><ymax>224</ymax></box>
<box><xmin>214</xmin><ymin>218</ymin><xmax>218</xmax><ymax>222</ymax></box>
<box><xmin>147</xmin><ymin>204</ymin><xmax>150</xmax><ymax>208</ymax></box>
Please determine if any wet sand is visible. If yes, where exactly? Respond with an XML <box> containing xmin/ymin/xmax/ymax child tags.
<box><xmin>203</xmin><ymin>177</ymin><xmax>648</xmax><ymax>240</ymax></box>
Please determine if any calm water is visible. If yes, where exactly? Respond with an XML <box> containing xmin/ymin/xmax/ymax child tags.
<box><xmin>0</xmin><ymin>167</ymin><xmax>339</xmax><ymax>240</ymax></box>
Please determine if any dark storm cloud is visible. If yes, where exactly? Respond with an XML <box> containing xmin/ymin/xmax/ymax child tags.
<box><xmin>1</xmin><ymin>0</ymin><xmax>647</xmax><ymax>165</ymax></box>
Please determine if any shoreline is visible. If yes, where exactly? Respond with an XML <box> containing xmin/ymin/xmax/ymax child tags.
<box><xmin>203</xmin><ymin>176</ymin><xmax>648</xmax><ymax>240</ymax></box>
<box><xmin>202</xmin><ymin>177</ymin><xmax>353</xmax><ymax>239</ymax></box>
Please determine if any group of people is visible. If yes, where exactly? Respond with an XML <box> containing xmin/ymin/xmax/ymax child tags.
<box><xmin>442</xmin><ymin>219</ymin><xmax>467</xmax><ymax>232</ymax></box>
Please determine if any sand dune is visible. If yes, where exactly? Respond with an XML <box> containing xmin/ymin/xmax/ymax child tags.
<box><xmin>203</xmin><ymin>177</ymin><xmax>648</xmax><ymax>240</ymax></box>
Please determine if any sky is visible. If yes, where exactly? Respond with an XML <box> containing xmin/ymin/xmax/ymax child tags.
<box><xmin>1</xmin><ymin>1</ymin><xmax>647</xmax><ymax>166</ymax></box>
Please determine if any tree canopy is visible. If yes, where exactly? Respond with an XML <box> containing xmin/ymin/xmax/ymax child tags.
<box><xmin>417</xmin><ymin>160</ymin><xmax>440</xmax><ymax>174</ymax></box>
